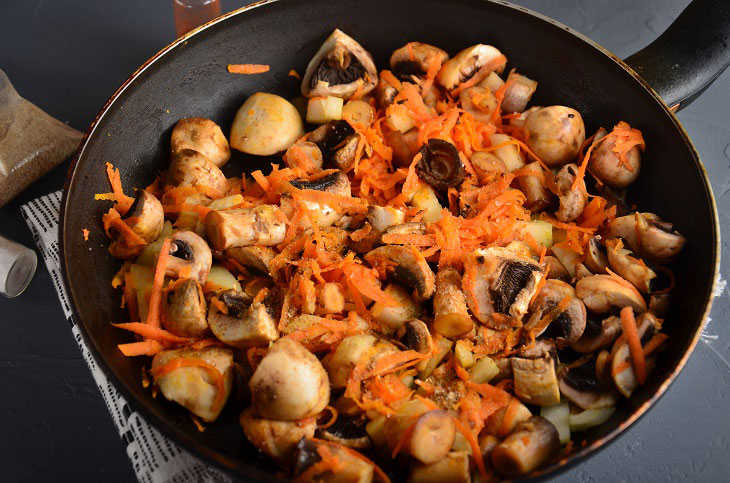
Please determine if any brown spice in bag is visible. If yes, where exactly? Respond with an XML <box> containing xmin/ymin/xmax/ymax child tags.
<box><xmin>0</xmin><ymin>69</ymin><xmax>84</xmax><ymax>207</ymax></box>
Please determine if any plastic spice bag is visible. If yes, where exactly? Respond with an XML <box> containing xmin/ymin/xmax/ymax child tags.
<box><xmin>0</xmin><ymin>69</ymin><xmax>84</xmax><ymax>207</ymax></box>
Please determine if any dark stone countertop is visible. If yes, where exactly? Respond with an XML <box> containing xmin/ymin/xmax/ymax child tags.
<box><xmin>1</xmin><ymin>1</ymin><xmax>728</xmax><ymax>481</ymax></box>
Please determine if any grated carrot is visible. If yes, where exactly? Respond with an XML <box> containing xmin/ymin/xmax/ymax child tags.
<box><xmin>227</xmin><ymin>63</ymin><xmax>270</xmax><ymax>74</ymax></box>
<box><xmin>620</xmin><ymin>306</ymin><xmax>646</xmax><ymax>385</ymax></box>
<box><xmin>146</xmin><ymin>238</ymin><xmax>171</xmax><ymax>329</ymax></box>
<box><xmin>118</xmin><ymin>340</ymin><xmax>164</xmax><ymax>356</ymax></box>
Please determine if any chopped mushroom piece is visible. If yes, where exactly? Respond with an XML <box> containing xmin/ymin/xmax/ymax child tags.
<box><xmin>301</xmin><ymin>29</ymin><xmax>378</xmax><ymax>99</ymax></box>
<box><xmin>230</xmin><ymin>93</ymin><xmax>304</xmax><ymax>156</ymax></box>
<box><xmin>324</xmin><ymin>334</ymin><xmax>398</xmax><ymax>388</ymax></box>
<box><xmin>225</xmin><ymin>245</ymin><xmax>276</xmax><ymax>275</ymax></box>
<box><xmin>207</xmin><ymin>289</ymin><xmax>279</xmax><ymax>347</ymax></box>
<box><xmin>459</xmin><ymin>86</ymin><xmax>498</xmax><ymax>124</ymax></box>
<box><xmin>371</xmin><ymin>283</ymin><xmax>421</xmax><ymax>332</ymax></box>
<box><xmin>409</xmin><ymin>410</ymin><xmax>457</xmax><ymax>465</ymax></box>
<box><xmin>162</xmin><ymin>278</ymin><xmax>209</xmax><ymax>338</ymax></box>
<box><xmin>575</xmin><ymin>274</ymin><xmax>647</xmax><ymax>314</ymax></box>
<box><xmin>555</xmin><ymin>163</ymin><xmax>588</xmax><ymax>223</ymax></box>
<box><xmin>516</xmin><ymin>161</ymin><xmax>555</xmax><ymax>211</ymax></box>
<box><xmin>408</xmin><ymin>451</ymin><xmax>471</xmax><ymax>483</ymax></box>
<box><xmin>525</xmin><ymin>279</ymin><xmax>587</xmax><ymax>347</ymax></box>
<box><xmin>501</xmin><ymin>70</ymin><xmax>538</xmax><ymax>114</ymax></box>
<box><xmin>605</xmin><ymin>212</ymin><xmax>686</xmax><ymax>262</ymax></box>
<box><xmin>512</xmin><ymin>356</ymin><xmax>561</xmax><ymax>406</ymax></box>
<box><xmin>571</xmin><ymin>315</ymin><xmax>621</xmax><ymax>353</ymax></box>
<box><xmin>170</xmin><ymin>117</ymin><xmax>230</xmax><ymax>168</ymax></box>
<box><xmin>151</xmin><ymin>346</ymin><xmax>234</xmax><ymax>422</ymax></box>
<box><xmin>611</xmin><ymin>312</ymin><xmax>663</xmax><ymax>398</ymax></box>
<box><xmin>437</xmin><ymin>44</ymin><xmax>507</xmax><ymax>91</ymax></box>
<box><xmin>205</xmin><ymin>205</ymin><xmax>288</xmax><ymax>251</ymax></box>
<box><xmin>292</xmin><ymin>438</ymin><xmax>375</xmax><ymax>483</ymax></box>
<box><xmin>491</xmin><ymin>416</ymin><xmax>560</xmax><ymax>477</ymax></box>
<box><xmin>164</xmin><ymin>230</ymin><xmax>212</xmax><ymax>284</ymax></box>
<box><xmin>367</xmin><ymin>205</ymin><xmax>405</xmax><ymax>232</ymax></box>
<box><xmin>433</xmin><ymin>267</ymin><xmax>473</xmax><ymax>338</ymax></box>
<box><xmin>364</xmin><ymin>245</ymin><xmax>436</xmax><ymax>302</ymax></box>
<box><xmin>588</xmin><ymin>129</ymin><xmax>641</xmax><ymax>188</ymax></box>
<box><xmin>398</xmin><ymin>319</ymin><xmax>433</xmax><ymax>354</ymax></box>
<box><xmin>484</xmin><ymin>398</ymin><xmax>532</xmax><ymax>437</ymax></box>
<box><xmin>390</xmin><ymin>42</ymin><xmax>449</xmax><ymax>81</ymax></box>
<box><xmin>249</xmin><ymin>338</ymin><xmax>330</xmax><ymax>420</ymax></box>
<box><xmin>239</xmin><ymin>407</ymin><xmax>316</xmax><ymax>468</ymax></box>
<box><xmin>605</xmin><ymin>239</ymin><xmax>657</xmax><ymax>294</ymax></box>
<box><xmin>558</xmin><ymin>357</ymin><xmax>618</xmax><ymax>409</ymax></box>
<box><xmin>165</xmin><ymin>148</ymin><xmax>228</xmax><ymax>195</ymax></box>
<box><xmin>121</xmin><ymin>190</ymin><xmax>164</xmax><ymax>243</ymax></box>
<box><xmin>584</xmin><ymin>236</ymin><xmax>608</xmax><ymax>274</ymax></box>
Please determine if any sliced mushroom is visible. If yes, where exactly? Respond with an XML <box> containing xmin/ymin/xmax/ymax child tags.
<box><xmin>170</xmin><ymin>117</ymin><xmax>230</xmax><ymax>168</ymax></box>
<box><xmin>376</xmin><ymin>70</ymin><xmax>399</xmax><ymax>108</ymax></box>
<box><xmin>575</xmin><ymin>274</ymin><xmax>647</xmax><ymax>313</ymax></box>
<box><xmin>605</xmin><ymin>212</ymin><xmax>686</xmax><ymax>262</ymax></box>
<box><xmin>122</xmin><ymin>190</ymin><xmax>164</xmax><ymax>243</ymax></box>
<box><xmin>318</xmin><ymin>414</ymin><xmax>372</xmax><ymax>450</ymax></box>
<box><xmin>239</xmin><ymin>407</ymin><xmax>316</xmax><ymax>468</ymax></box>
<box><xmin>436</xmin><ymin>44</ymin><xmax>507</xmax><ymax>91</ymax></box>
<box><xmin>516</xmin><ymin>161</ymin><xmax>555</xmax><ymax>211</ymax></box>
<box><xmin>512</xmin><ymin>356</ymin><xmax>560</xmax><ymax>406</ymax></box>
<box><xmin>484</xmin><ymin>398</ymin><xmax>532</xmax><ymax>437</ymax></box>
<box><xmin>370</xmin><ymin>283</ymin><xmax>421</xmax><ymax>332</ymax></box>
<box><xmin>408</xmin><ymin>451</ymin><xmax>471</xmax><ymax>483</ymax></box>
<box><xmin>383</xmin><ymin>398</ymin><xmax>431</xmax><ymax>451</ymax></box>
<box><xmin>544</xmin><ymin>256</ymin><xmax>570</xmax><ymax>282</ymax></box>
<box><xmin>284</xmin><ymin>171</ymin><xmax>352</xmax><ymax>226</ymax></box>
<box><xmin>558</xmin><ymin>357</ymin><xmax>618</xmax><ymax>409</ymax></box>
<box><xmin>249</xmin><ymin>338</ymin><xmax>330</xmax><ymax>420</ymax></box>
<box><xmin>491</xmin><ymin>416</ymin><xmax>560</xmax><ymax>477</ymax></box>
<box><xmin>501</xmin><ymin>70</ymin><xmax>538</xmax><ymax>114</ymax></box>
<box><xmin>433</xmin><ymin>267</ymin><xmax>473</xmax><ymax>338</ymax></box>
<box><xmin>205</xmin><ymin>205</ymin><xmax>288</xmax><ymax>251</ymax></box>
<box><xmin>367</xmin><ymin>205</ymin><xmax>405</xmax><ymax>232</ymax></box>
<box><xmin>292</xmin><ymin>438</ymin><xmax>375</xmax><ymax>482</ymax></box>
<box><xmin>584</xmin><ymin>236</ymin><xmax>608</xmax><ymax>274</ymax></box>
<box><xmin>301</xmin><ymin>29</ymin><xmax>377</xmax><ymax>99</ymax></box>
<box><xmin>165</xmin><ymin>148</ymin><xmax>228</xmax><ymax>195</ymax></box>
<box><xmin>611</xmin><ymin>312</ymin><xmax>663</xmax><ymax>398</ymax></box>
<box><xmin>524</xmin><ymin>106</ymin><xmax>586</xmax><ymax>168</ymax></box>
<box><xmin>605</xmin><ymin>239</ymin><xmax>656</xmax><ymax>294</ymax></box>
<box><xmin>162</xmin><ymin>278</ymin><xmax>209</xmax><ymax>338</ymax></box>
<box><xmin>570</xmin><ymin>315</ymin><xmax>621</xmax><ymax>353</ymax></box>
<box><xmin>398</xmin><ymin>319</ymin><xmax>433</xmax><ymax>354</ymax></box>
<box><xmin>385</xmin><ymin>128</ymin><xmax>419</xmax><ymax>168</ymax></box>
<box><xmin>462</xmin><ymin>247</ymin><xmax>544</xmax><ymax>324</ymax></box>
<box><xmin>390</xmin><ymin>42</ymin><xmax>449</xmax><ymax>81</ymax></box>
<box><xmin>151</xmin><ymin>346</ymin><xmax>233</xmax><ymax>422</ymax></box>
<box><xmin>165</xmin><ymin>230</ymin><xmax>212</xmax><ymax>284</ymax></box>
<box><xmin>525</xmin><ymin>279</ymin><xmax>587</xmax><ymax>347</ymax></box>
<box><xmin>416</xmin><ymin>139</ymin><xmax>465</xmax><ymax>193</ymax></box>
<box><xmin>409</xmin><ymin>410</ymin><xmax>457</xmax><ymax>465</ymax></box>
<box><xmin>324</xmin><ymin>334</ymin><xmax>398</xmax><ymax>388</ymax></box>
<box><xmin>364</xmin><ymin>245</ymin><xmax>436</xmax><ymax>302</ymax></box>
<box><xmin>208</xmin><ymin>290</ymin><xmax>278</xmax><ymax>347</ymax></box>
<box><xmin>588</xmin><ymin>130</ymin><xmax>641</xmax><ymax>188</ymax></box>
<box><xmin>470</xmin><ymin>150</ymin><xmax>507</xmax><ymax>179</ymax></box>
<box><xmin>555</xmin><ymin>163</ymin><xmax>588</xmax><ymax>223</ymax></box>
<box><xmin>308</xmin><ymin>120</ymin><xmax>365</xmax><ymax>171</ymax></box>
<box><xmin>226</xmin><ymin>245</ymin><xmax>276</xmax><ymax>275</ymax></box>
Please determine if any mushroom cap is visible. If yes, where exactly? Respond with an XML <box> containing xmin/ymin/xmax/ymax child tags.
<box><xmin>364</xmin><ymin>245</ymin><xmax>436</xmax><ymax>301</ymax></box>
<box><xmin>292</xmin><ymin>439</ymin><xmax>374</xmax><ymax>482</ymax></box>
<box><xmin>230</xmin><ymin>92</ymin><xmax>304</xmax><ymax>156</ymax></box>
<box><xmin>558</xmin><ymin>357</ymin><xmax>618</xmax><ymax>410</ymax></box>
<box><xmin>207</xmin><ymin>290</ymin><xmax>279</xmax><ymax>348</ymax></box>
<box><xmin>170</xmin><ymin>117</ymin><xmax>230</xmax><ymax>168</ymax></box>
<box><xmin>436</xmin><ymin>44</ymin><xmax>507</xmax><ymax>91</ymax></box>
<box><xmin>162</xmin><ymin>278</ymin><xmax>209</xmax><ymax>338</ymax></box>
<box><xmin>301</xmin><ymin>29</ymin><xmax>377</xmax><ymax>99</ymax></box>
<box><xmin>165</xmin><ymin>148</ymin><xmax>228</xmax><ymax>195</ymax></box>
<box><xmin>588</xmin><ymin>134</ymin><xmax>641</xmax><ymax>188</ymax></box>
<box><xmin>249</xmin><ymin>338</ymin><xmax>330</xmax><ymax>420</ymax></box>
<box><xmin>526</xmin><ymin>279</ymin><xmax>587</xmax><ymax>347</ymax></box>
<box><xmin>390</xmin><ymin>42</ymin><xmax>449</xmax><ymax>81</ymax></box>
<box><xmin>575</xmin><ymin>274</ymin><xmax>647</xmax><ymax>313</ymax></box>
<box><xmin>122</xmin><ymin>190</ymin><xmax>164</xmax><ymax>243</ymax></box>
<box><xmin>416</xmin><ymin>139</ymin><xmax>465</xmax><ymax>193</ymax></box>
<box><xmin>555</xmin><ymin>163</ymin><xmax>588</xmax><ymax>223</ymax></box>
<box><xmin>584</xmin><ymin>236</ymin><xmax>608</xmax><ymax>274</ymax></box>
<box><xmin>166</xmin><ymin>230</ymin><xmax>212</xmax><ymax>284</ymax></box>
<box><xmin>635</xmin><ymin>213</ymin><xmax>686</xmax><ymax>262</ymax></box>
<box><xmin>524</xmin><ymin>106</ymin><xmax>586</xmax><ymax>167</ymax></box>
<box><xmin>398</xmin><ymin>319</ymin><xmax>433</xmax><ymax>354</ymax></box>
<box><xmin>491</xmin><ymin>416</ymin><xmax>560</xmax><ymax>477</ymax></box>
<box><xmin>239</xmin><ymin>407</ymin><xmax>316</xmax><ymax>468</ymax></box>
<box><xmin>501</xmin><ymin>71</ymin><xmax>538</xmax><ymax>114</ymax></box>
<box><xmin>570</xmin><ymin>314</ymin><xmax>621</xmax><ymax>353</ymax></box>
<box><xmin>605</xmin><ymin>239</ymin><xmax>656</xmax><ymax>294</ymax></box>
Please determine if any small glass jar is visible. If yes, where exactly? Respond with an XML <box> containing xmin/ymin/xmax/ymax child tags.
<box><xmin>172</xmin><ymin>0</ymin><xmax>222</xmax><ymax>37</ymax></box>
<box><xmin>0</xmin><ymin>234</ymin><xmax>37</xmax><ymax>298</ymax></box>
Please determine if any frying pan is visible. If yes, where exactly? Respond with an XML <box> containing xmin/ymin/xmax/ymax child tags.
<box><xmin>60</xmin><ymin>0</ymin><xmax>730</xmax><ymax>480</ymax></box>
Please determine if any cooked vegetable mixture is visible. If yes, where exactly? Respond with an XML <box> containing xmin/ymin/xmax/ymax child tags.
<box><xmin>99</xmin><ymin>29</ymin><xmax>686</xmax><ymax>481</ymax></box>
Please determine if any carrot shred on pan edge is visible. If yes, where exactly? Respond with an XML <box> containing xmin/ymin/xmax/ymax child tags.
<box><xmin>620</xmin><ymin>306</ymin><xmax>647</xmax><ymax>385</ymax></box>
<box><xmin>227</xmin><ymin>63</ymin><xmax>270</xmax><ymax>74</ymax></box>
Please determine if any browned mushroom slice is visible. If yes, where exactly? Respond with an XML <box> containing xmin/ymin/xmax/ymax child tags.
<box><xmin>555</xmin><ymin>163</ymin><xmax>588</xmax><ymax>222</ymax></box>
<box><xmin>239</xmin><ymin>407</ymin><xmax>316</xmax><ymax>468</ymax></box>
<box><xmin>292</xmin><ymin>438</ymin><xmax>375</xmax><ymax>482</ymax></box>
<box><xmin>370</xmin><ymin>284</ymin><xmax>421</xmax><ymax>332</ymax></box>
<box><xmin>433</xmin><ymin>267</ymin><xmax>473</xmax><ymax>338</ymax></box>
<box><xmin>122</xmin><ymin>190</ymin><xmax>164</xmax><ymax>243</ymax></box>
<box><xmin>501</xmin><ymin>70</ymin><xmax>538</xmax><ymax>114</ymax></box>
<box><xmin>390</xmin><ymin>42</ymin><xmax>449</xmax><ymax>81</ymax></box>
<box><xmin>571</xmin><ymin>315</ymin><xmax>621</xmax><ymax>353</ymax></box>
<box><xmin>164</xmin><ymin>230</ymin><xmax>212</xmax><ymax>284</ymax></box>
<box><xmin>170</xmin><ymin>117</ymin><xmax>230</xmax><ymax>168</ymax></box>
<box><xmin>416</xmin><ymin>139</ymin><xmax>465</xmax><ymax>193</ymax></box>
<box><xmin>584</xmin><ymin>236</ymin><xmax>608</xmax><ymax>274</ymax></box>
<box><xmin>575</xmin><ymin>274</ymin><xmax>646</xmax><ymax>313</ymax></box>
<box><xmin>462</xmin><ymin>247</ymin><xmax>544</xmax><ymax>324</ymax></box>
<box><xmin>409</xmin><ymin>410</ymin><xmax>457</xmax><ymax>465</ymax></box>
<box><xmin>162</xmin><ymin>278</ymin><xmax>209</xmax><ymax>338</ymax></box>
<box><xmin>605</xmin><ymin>212</ymin><xmax>686</xmax><ymax>262</ymax></box>
<box><xmin>164</xmin><ymin>148</ymin><xmax>228</xmax><ymax>195</ymax></box>
<box><xmin>226</xmin><ymin>245</ymin><xmax>276</xmax><ymax>275</ymax></box>
<box><xmin>525</xmin><ymin>279</ymin><xmax>587</xmax><ymax>347</ymax></box>
<box><xmin>558</xmin><ymin>357</ymin><xmax>618</xmax><ymax>409</ymax></box>
<box><xmin>398</xmin><ymin>319</ymin><xmax>433</xmax><ymax>354</ymax></box>
<box><xmin>491</xmin><ymin>416</ymin><xmax>560</xmax><ymax>477</ymax></box>
<box><xmin>285</xmin><ymin>171</ymin><xmax>353</xmax><ymax>226</ymax></box>
<box><xmin>512</xmin><ymin>356</ymin><xmax>560</xmax><ymax>406</ymax></box>
<box><xmin>437</xmin><ymin>44</ymin><xmax>507</xmax><ymax>91</ymax></box>
<box><xmin>364</xmin><ymin>245</ymin><xmax>436</xmax><ymax>302</ymax></box>
<box><xmin>605</xmin><ymin>239</ymin><xmax>656</xmax><ymax>294</ymax></box>
<box><xmin>318</xmin><ymin>414</ymin><xmax>372</xmax><ymax>450</ymax></box>
<box><xmin>611</xmin><ymin>312</ymin><xmax>664</xmax><ymax>398</ymax></box>
<box><xmin>544</xmin><ymin>256</ymin><xmax>570</xmax><ymax>282</ymax></box>
<box><xmin>207</xmin><ymin>290</ymin><xmax>278</xmax><ymax>348</ymax></box>
<box><xmin>408</xmin><ymin>451</ymin><xmax>471</xmax><ymax>483</ymax></box>
<box><xmin>151</xmin><ymin>346</ymin><xmax>234</xmax><ymax>422</ymax></box>
<box><xmin>301</xmin><ymin>29</ymin><xmax>377</xmax><ymax>100</ymax></box>
<box><xmin>205</xmin><ymin>205</ymin><xmax>287</xmax><ymax>251</ymax></box>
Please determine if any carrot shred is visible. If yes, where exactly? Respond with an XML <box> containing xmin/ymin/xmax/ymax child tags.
<box><xmin>498</xmin><ymin>396</ymin><xmax>521</xmax><ymax>437</ymax></box>
<box><xmin>620</xmin><ymin>306</ymin><xmax>647</xmax><ymax>385</ymax></box>
<box><xmin>453</xmin><ymin>417</ymin><xmax>488</xmax><ymax>480</ymax></box>
<box><xmin>288</xmin><ymin>69</ymin><xmax>301</xmax><ymax>80</ymax></box>
<box><xmin>227</xmin><ymin>63</ymin><xmax>270</xmax><ymax>74</ymax></box>
<box><xmin>146</xmin><ymin>238</ymin><xmax>171</xmax><ymax>329</ymax></box>
<box><xmin>104</xmin><ymin>162</ymin><xmax>135</xmax><ymax>214</ymax></box>
<box><xmin>392</xmin><ymin>418</ymin><xmax>418</xmax><ymax>458</ymax></box>
<box><xmin>112</xmin><ymin>322</ymin><xmax>193</xmax><ymax>343</ymax></box>
<box><xmin>118</xmin><ymin>340</ymin><xmax>164</xmax><ymax>357</ymax></box>
<box><xmin>82</xmin><ymin>228</ymin><xmax>90</xmax><ymax>241</ymax></box>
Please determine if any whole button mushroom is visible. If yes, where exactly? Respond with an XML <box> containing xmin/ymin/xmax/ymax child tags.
<box><xmin>165</xmin><ymin>148</ymin><xmax>228</xmax><ymax>196</ymax></box>
<box><xmin>230</xmin><ymin>93</ymin><xmax>304</xmax><ymax>156</ymax></box>
<box><xmin>524</xmin><ymin>106</ymin><xmax>586</xmax><ymax>167</ymax></box>
<box><xmin>588</xmin><ymin>127</ymin><xmax>642</xmax><ymax>188</ymax></box>
<box><xmin>249</xmin><ymin>338</ymin><xmax>330</xmax><ymax>420</ymax></box>
<box><xmin>170</xmin><ymin>117</ymin><xmax>230</xmax><ymax>168</ymax></box>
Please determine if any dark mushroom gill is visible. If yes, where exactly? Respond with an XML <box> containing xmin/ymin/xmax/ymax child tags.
<box><xmin>416</xmin><ymin>139</ymin><xmax>465</xmax><ymax>192</ymax></box>
<box><xmin>491</xmin><ymin>261</ymin><xmax>539</xmax><ymax>313</ymax></box>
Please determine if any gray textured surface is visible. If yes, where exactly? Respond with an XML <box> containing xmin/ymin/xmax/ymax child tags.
<box><xmin>1</xmin><ymin>0</ymin><xmax>728</xmax><ymax>481</ymax></box>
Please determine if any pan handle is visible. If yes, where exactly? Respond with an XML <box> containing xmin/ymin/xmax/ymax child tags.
<box><xmin>624</xmin><ymin>0</ymin><xmax>730</xmax><ymax>111</ymax></box>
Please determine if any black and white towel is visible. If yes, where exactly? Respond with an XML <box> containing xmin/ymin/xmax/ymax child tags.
<box><xmin>20</xmin><ymin>191</ymin><xmax>232</xmax><ymax>483</ymax></box>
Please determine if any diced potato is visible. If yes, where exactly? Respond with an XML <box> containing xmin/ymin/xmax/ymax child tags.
<box><xmin>386</xmin><ymin>102</ymin><xmax>415</xmax><ymax>133</ymax></box>
<box><xmin>489</xmin><ymin>133</ymin><xmax>525</xmax><ymax>172</ymax></box>
<box><xmin>454</xmin><ymin>340</ymin><xmax>475</xmax><ymax>369</ymax></box>
<box><xmin>306</xmin><ymin>96</ymin><xmax>343</xmax><ymax>124</ymax></box>
<box><xmin>366</xmin><ymin>416</ymin><xmax>388</xmax><ymax>447</ymax></box>
<box><xmin>411</xmin><ymin>185</ymin><xmax>443</xmax><ymax>223</ymax></box>
<box><xmin>541</xmin><ymin>400</ymin><xmax>571</xmax><ymax>444</ymax></box>
<box><xmin>129</xmin><ymin>264</ymin><xmax>154</xmax><ymax>322</ymax></box>
<box><xmin>470</xmin><ymin>356</ymin><xmax>499</xmax><ymax>384</ymax></box>
<box><xmin>135</xmin><ymin>221</ymin><xmax>173</xmax><ymax>267</ymax></box>
<box><xmin>371</xmin><ymin>284</ymin><xmax>420</xmax><ymax>332</ymax></box>
<box><xmin>205</xmin><ymin>264</ymin><xmax>242</xmax><ymax>293</ymax></box>
<box><xmin>520</xmin><ymin>220</ymin><xmax>554</xmax><ymax>248</ymax></box>
<box><xmin>342</xmin><ymin>100</ymin><xmax>374</xmax><ymax>127</ymax></box>
<box><xmin>208</xmin><ymin>194</ymin><xmax>244</xmax><ymax>211</ymax></box>
<box><xmin>569</xmin><ymin>406</ymin><xmax>615</xmax><ymax>432</ymax></box>
<box><xmin>479</xmin><ymin>71</ymin><xmax>505</xmax><ymax>93</ymax></box>
<box><xmin>417</xmin><ymin>336</ymin><xmax>453</xmax><ymax>379</ymax></box>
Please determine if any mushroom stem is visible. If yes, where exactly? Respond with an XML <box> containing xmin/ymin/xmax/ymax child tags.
<box><xmin>433</xmin><ymin>267</ymin><xmax>473</xmax><ymax>338</ymax></box>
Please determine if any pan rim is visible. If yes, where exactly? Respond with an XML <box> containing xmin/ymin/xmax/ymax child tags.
<box><xmin>60</xmin><ymin>0</ymin><xmax>720</xmax><ymax>480</ymax></box>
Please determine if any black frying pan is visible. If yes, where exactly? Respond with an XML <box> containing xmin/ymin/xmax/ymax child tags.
<box><xmin>60</xmin><ymin>0</ymin><xmax>730</xmax><ymax>480</ymax></box>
